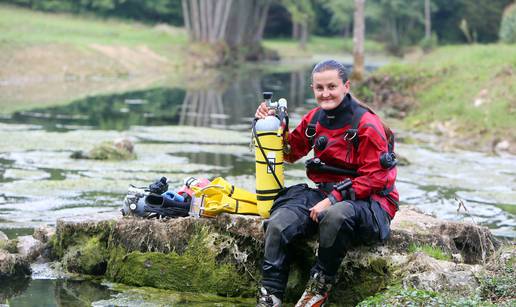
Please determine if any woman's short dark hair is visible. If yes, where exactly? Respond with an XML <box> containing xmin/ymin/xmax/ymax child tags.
<box><xmin>312</xmin><ymin>60</ymin><xmax>349</xmax><ymax>82</ymax></box>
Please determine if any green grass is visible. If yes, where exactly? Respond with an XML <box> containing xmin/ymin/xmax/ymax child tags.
<box><xmin>358</xmin><ymin>285</ymin><xmax>490</xmax><ymax>307</ymax></box>
<box><xmin>408</xmin><ymin>243</ymin><xmax>452</xmax><ymax>261</ymax></box>
<box><xmin>263</xmin><ymin>36</ymin><xmax>386</xmax><ymax>57</ymax></box>
<box><xmin>377</xmin><ymin>44</ymin><xmax>516</xmax><ymax>141</ymax></box>
<box><xmin>0</xmin><ymin>4</ymin><xmax>187</xmax><ymax>56</ymax></box>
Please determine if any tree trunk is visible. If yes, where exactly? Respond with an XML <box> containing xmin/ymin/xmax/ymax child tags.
<box><xmin>292</xmin><ymin>22</ymin><xmax>299</xmax><ymax>39</ymax></box>
<box><xmin>425</xmin><ymin>0</ymin><xmax>431</xmax><ymax>38</ymax></box>
<box><xmin>351</xmin><ymin>0</ymin><xmax>365</xmax><ymax>82</ymax></box>
<box><xmin>182</xmin><ymin>0</ymin><xmax>272</xmax><ymax>65</ymax></box>
<box><xmin>299</xmin><ymin>21</ymin><xmax>308</xmax><ymax>50</ymax></box>
<box><xmin>182</xmin><ymin>0</ymin><xmax>192</xmax><ymax>41</ymax></box>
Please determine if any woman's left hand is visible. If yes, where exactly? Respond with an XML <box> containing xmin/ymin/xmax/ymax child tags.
<box><xmin>309</xmin><ymin>198</ymin><xmax>332</xmax><ymax>223</ymax></box>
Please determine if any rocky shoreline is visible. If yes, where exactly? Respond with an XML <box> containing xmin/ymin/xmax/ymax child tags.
<box><xmin>1</xmin><ymin>207</ymin><xmax>514</xmax><ymax>305</ymax></box>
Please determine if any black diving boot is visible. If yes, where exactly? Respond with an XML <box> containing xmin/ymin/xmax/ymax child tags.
<box><xmin>256</xmin><ymin>286</ymin><xmax>282</xmax><ymax>307</ymax></box>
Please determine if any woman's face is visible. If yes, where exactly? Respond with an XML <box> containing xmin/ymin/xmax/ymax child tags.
<box><xmin>311</xmin><ymin>69</ymin><xmax>350</xmax><ymax>110</ymax></box>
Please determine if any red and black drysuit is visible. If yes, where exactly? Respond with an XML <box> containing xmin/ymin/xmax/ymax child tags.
<box><xmin>261</xmin><ymin>93</ymin><xmax>399</xmax><ymax>298</ymax></box>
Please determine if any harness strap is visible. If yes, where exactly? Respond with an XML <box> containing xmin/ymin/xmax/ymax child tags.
<box><xmin>347</xmin><ymin>105</ymin><xmax>367</xmax><ymax>151</ymax></box>
<box><xmin>306</xmin><ymin>108</ymin><xmax>323</xmax><ymax>147</ymax></box>
<box><xmin>305</xmin><ymin>103</ymin><xmax>368</xmax><ymax>152</ymax></box>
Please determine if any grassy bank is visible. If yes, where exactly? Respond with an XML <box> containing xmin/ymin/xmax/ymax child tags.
<box><xmin>376</xmin><ymin>45</ymin><xmax>516</xmax><ymax>151</ymax></box>
<box><xmin>264</xmin><ymin>36</ymin><xmax>385</xmax><ymax>59</ymax></box>
<box><xmin>0</xmin><ymin>4</ymin><xmax>187</xmax><ymax>58</ymax></box>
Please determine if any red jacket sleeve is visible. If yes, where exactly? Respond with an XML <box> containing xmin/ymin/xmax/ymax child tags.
<box><xmin>283</xmin><ymin>109</ymin><xmax>318</xmax><ymax>163</ymax></box>
<box><xmin>331</xmin><ymin>113</ymin><xmax>391</xmax><ymax>201</ymax></box>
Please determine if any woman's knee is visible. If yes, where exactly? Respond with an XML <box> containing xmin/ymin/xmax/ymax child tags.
<box><xmin>318</xmin><ymin>203</ymin><xmax>357</xmax><ymax>248</ymax></box>
<box><xmin>320</xmin><ymin>203</ymin><xmax>356</xmax><ymax>229</ymax></box>
<box><xmin>264</xmin><ymin>208</ymin><xmax>304</xmax><ymax>246</ymax></box>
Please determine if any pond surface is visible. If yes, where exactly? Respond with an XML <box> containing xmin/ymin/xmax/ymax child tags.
<box><xmin>0</xmin><ymin>64</ymin><xmax>514</xmax><ymax>305</ymax></box>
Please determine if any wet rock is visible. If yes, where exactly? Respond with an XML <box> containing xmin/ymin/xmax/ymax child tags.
<box><xmin>33</xmin><ymin>225</ymin><xmax>55</xmax><ymax>243</ymax></box>
<box><xmin>402</xmin><ymin>252</ymin><xmax>481</xmax><ymax>295</ymax></box>
<box><xmin>114</xmin><ymin>137</ymin><xmax>134</xmax><ymax>153</ymax></box>
<box><xmin>50</xmin><ymin>207</ymin><xmax>501</xmax><ymax>305</ymax></box>
<box><xmin>0</xmin><ymin>249</ymin><xmax>31</xmax><ymax>280</ymax></box>
<box><xmin>71</xmin><ymin>139</ymin><xmax>136</xmax><ymax>160</ymax></box>
<box><xmin>0</xmin><ymin>231</ymin><xmax>8</xmax><ymax>242</ymax></box>
<box><xmin>16</xmin><ymin>235</ymin><xmax>44</xmax><ymax>262</ymax></box>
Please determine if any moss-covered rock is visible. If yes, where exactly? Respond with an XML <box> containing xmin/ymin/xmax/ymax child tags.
<box><xmin>50</xmin><ymin>207</ymin><xmax>502</xmax><ymax>304</ymax></box>
<box><xmin>0</xmin><ymin>250</ymin><xmax>31</xmax><ymax>281</ymax></box>
<box><xmin>0</xmin><ymin>238</ymin><xmax>19</xmax><ymax>254</ymax></box>
<box><xmin>62</xmin><ymin>236</ymin><xmax>108</xmax><ymax>275</ymax></box>
<box><xmin>51</xmin><ymin>217</ymin><xmax>114</xmax><ymax>260</ymax></box>
<box><xmin>107</xmin><ymin>227</ymin><xmax>255</xmax><ymax>297</ymax></box>
<box><xmin>71</xmin><ymin>139</ymin><xmax>136</xmax><ymax>161</ymax></box>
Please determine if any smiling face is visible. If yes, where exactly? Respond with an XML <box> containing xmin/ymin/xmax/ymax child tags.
<box><xmin>311</xmin><ymin>69</ymin><xmax>350</xmax><ymax>110</ymax></box>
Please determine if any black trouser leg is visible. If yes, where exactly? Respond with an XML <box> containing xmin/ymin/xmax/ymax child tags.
<box><xmin>313</xmin><ymin>200</ymin><xmax>391</xmax><ymax>278</ymax></box>
<box><xmin>314</xmin><ymin>202</ymin><xmax>358</xmax><ymax>277</ymax></box>
<box><xmin>262</xmin><ymin>207</ymin><xmax>314</xmax><ymax>298</ymax></box>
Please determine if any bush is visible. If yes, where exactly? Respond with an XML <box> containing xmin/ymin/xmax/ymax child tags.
<box><xmin>500</xmin><ymin>3</ymin><xmax>516</xmax><ymax>43</ymax></box>
<box><xmin>419</xmin><ymin>33</ymin><xmax>439</xmax><ymax>52</ymax></box>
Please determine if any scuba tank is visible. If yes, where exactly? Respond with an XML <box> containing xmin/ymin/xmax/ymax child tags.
<box><xmin>252</xmin><ymin>92</ymin><xmax>288</xmax><ymax>218</ymax></box>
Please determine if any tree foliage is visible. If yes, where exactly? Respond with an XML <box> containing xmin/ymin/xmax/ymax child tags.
<box><xmin>0</xmin><ymin>0</ymin><xmax>184</xmax><ymax>25</ymax></box>
<box><xmin>499</xmin><ymin>2</ymin><xmax>516</xmax><ymax>44</ymax></box>
<box><xmin>2</xmin><ymin>0</ymin><xmax>513</xmax><ymax>49</ymax></box>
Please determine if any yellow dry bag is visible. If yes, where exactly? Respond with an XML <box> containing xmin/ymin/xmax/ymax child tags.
<box><xmin>189</xmin><ymin>177</ymin><xmax>258</xmax><ymax>217</ymax></box>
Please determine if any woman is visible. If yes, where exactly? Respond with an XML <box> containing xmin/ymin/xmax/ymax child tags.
<box><xmin>255</xmin><ymin>60</ymin><xmax>399</xmax><ymax>307</ymax></box>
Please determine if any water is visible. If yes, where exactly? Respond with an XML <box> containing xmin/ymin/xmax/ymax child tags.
<box><xmin>0</xmin><ymin>65</ymin><xmax>514</xmax><ymax>305</ymax></box>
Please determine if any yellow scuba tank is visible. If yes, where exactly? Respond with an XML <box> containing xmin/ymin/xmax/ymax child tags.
<box><xmin>253</xmin><ymin>92</ymin><xmax>288</xmax><ymax>218</ymax></box>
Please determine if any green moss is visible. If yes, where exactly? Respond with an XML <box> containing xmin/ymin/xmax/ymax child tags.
<box><xmin>493</xmin><ymin>204</ymin><xmax>516</xmax><ymax>215</ymax></box>
<box><xmin>357</xmin><ymin>285</ymin><xmax>490</xmax><ymax>307</ymax></box>
<box><xmin>480</xmin><ymin>257</ymin><xmax>516</xmax><ymax>305</ymax></box>
<box><xmin>50</xmin><ymin>220</ymin><xmax>114</xmax><ymax>260</ymax></box>
<box><xmin>331</xmin><ymin>256</ymin><xmax>394</xmax><ymax>306</ymax></box>
<box><xmin>102</xmin><ymin>283</ymin><xmax>256</xmax><ymax>306</ymax></box>
<box><xmin>62</xmin><ymin>236</ymin><xmax>108</xmax><ymax>275</ymax></box>
<box><xmin>70</xmin><ymin>142</ymin><xmax>136</xmax><ymax>161</ymax></box>
<box><xmin>408</xmin><ymin>243</ymin><xmax>452</xmax><ymax>261</ymax></box>
<box><xmin>0</xmin><ymin>239</ymin><xmax>18</xmax><ymax>254</ymax></box>
<box><xmin>107</xmin><ymin>226</ymin><xmax>255</xmax><ymax>297</ymax></box>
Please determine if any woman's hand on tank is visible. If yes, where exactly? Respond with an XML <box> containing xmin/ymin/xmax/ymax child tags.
<box><xmin>255</xmin><ymin>102</ymin><xmax>275</xmax><ymax>119</ymax></box>
<box><xmin>309</xmin><ymin>198</ymin><xmax>332</xmax><ymax>222</ymax></box>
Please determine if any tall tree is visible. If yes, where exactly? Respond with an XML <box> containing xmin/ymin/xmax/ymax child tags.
<box><xmin>351</xmin><ymin>0</ymin><xmax>365</xmax><ymax>82</ymax></box>
<box><xmin>425</xmin><ymin>0</ymin><xmax>431</xmax><ymax>38</ymax></box>
<box><xmin>282</xmin><ymin>0</ymin><xmax>314</xmax><ymax>49</ymax></box>
<box><xmin>182</xmin><ymin>0</ymin><xmax>272</xmax><ymax>64</ymax></box>
<box><xmin>319</xmin><ymin>0</ymin><xmax>355</xmax><ymax>37</ymax></box>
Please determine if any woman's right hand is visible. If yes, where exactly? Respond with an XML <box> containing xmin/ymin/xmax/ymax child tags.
<box><xmin>255</xmin><ymin>102</ymin><xmax>274</xmax><ymax>119</ymax></box>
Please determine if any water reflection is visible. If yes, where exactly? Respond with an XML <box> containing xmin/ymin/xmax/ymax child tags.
<box><xmin>0</xmin><ymin>68</ymin><xmax>314</xmax><ymax>131</ymax></box>
<box><xmin>173</xmin><ymin>152</ymin><xmax>255</xmax><ymax>177</ymax></box>
<box><xmin>1</xmin><ymin>279</ymin><xmax>114</xmax><ymax>307</ymax></box>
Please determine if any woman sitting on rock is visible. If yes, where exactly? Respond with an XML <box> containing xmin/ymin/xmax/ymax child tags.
<box><xmin>255</xmin><ymin>59</ymin><xmax>399</xmax><ymax>307</ymax></box>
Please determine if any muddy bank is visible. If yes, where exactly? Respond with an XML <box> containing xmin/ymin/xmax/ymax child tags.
<box><xmin>42</xmin><ymin>207</ymin><xmax>513</xmax><ymax>305</ymax></box>
<box><xmin>0</xmin><ymin>43</ymin><xmax>184</xmax><ymax>114</ymax></box>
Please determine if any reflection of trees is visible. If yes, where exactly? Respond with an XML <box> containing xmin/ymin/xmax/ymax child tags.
<box><xmin>0</xmin><ymin>276</ymin><xmax>30</xmax><ymax>303</ymax></box>
<box><xmin>289</xmin><ymin>69</ymin><xmax>307</xmax><ymax>109</ymax></box>
<box><xmin>4</xmin><ymin>88</ymin><xmax>186</xmax><ymax>131</ymax></box>
<box><xmin>179</xmin><ymin>72</ymin><xmax>262</xmax><ymax>128</ymax></box>
<box><xmin>2</xmin><ymin>68</ymin><xmax>314</xmax><ymax>130</ymax></box>
<box><xmin>55</xmin><ymin>279</ymin><xmax>113</xmax><ymax>306</ymax></box>
<box><xmin>178</xmin><ymin>68</ymin><xmax>314</xmax><ymax>128</ymax></box>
